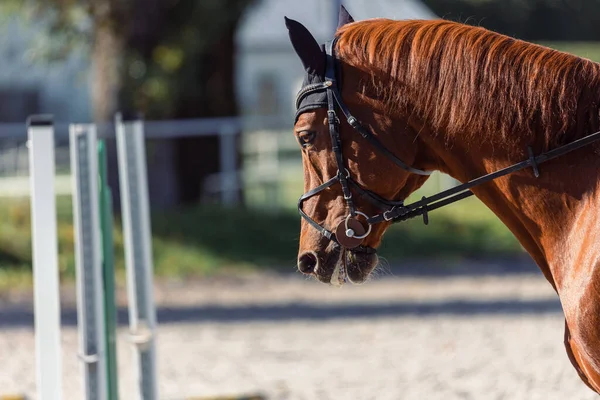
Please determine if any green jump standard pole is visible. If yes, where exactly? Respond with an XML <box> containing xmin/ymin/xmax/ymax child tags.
<box><xmin>98</xmin><ymin>140</ymin><xmax>119</xmax><ymax>400</ymax></box>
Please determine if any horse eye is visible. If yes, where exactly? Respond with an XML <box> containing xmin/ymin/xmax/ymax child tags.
<box><xmin>297</xmin><ymin>130</ymin><xmax>316</xmax><ymax>147</ymax></box>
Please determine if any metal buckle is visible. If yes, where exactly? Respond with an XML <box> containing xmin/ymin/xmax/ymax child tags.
<box><xmin>347</xmin><ymin>116</ymin><xmax>359</xmax><ymax>128</ymax></box>
<box><xmin>339</xmin><ymin>168</ymin><xmax>351</xmax><ymax>179</ymax></box>
<box><xmin>327</xmin><ymin>110</ymin><xmax>340</xmax><ymax>125</ymax></box>
<box><xmin>383</xmin><ymin>208</ymin><xmax>396</xmax><ymax>222</ymax></box>
<box><xmin>383</xmin><ymin>203</ymin><xmax>408</xmax><ymax>221</ymax></box>
<box><xmin>340</xmin><ymin>169</ymin><xmax>352</xmax><ymax>199</ymax></box>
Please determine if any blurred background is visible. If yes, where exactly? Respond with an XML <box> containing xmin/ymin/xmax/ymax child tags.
<box><xmin>1</xmin><ymin>0</ymin><xmax>600</xmax><ymax>399</ymax></box>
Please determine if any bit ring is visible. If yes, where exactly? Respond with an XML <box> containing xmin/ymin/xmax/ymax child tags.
<box><xmin>345</xmin><ymin>211</ymin><xmax>372</xmax><ymax>239</ymax></box>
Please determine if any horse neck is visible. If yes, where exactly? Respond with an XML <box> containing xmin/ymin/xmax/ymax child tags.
<box><xmin>417</xmin><ymin>117</ymin><xmax>600</xmax><ymax>292</ymax></box>
<box><xmin>341</xmin><ymin>44</ymin><xmax>600</xmax><ymax>291</ymax></box>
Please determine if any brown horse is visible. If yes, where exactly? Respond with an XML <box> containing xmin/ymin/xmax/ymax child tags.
<box><xmin>287</xmin><ymin>6</ymin><xmax>600</xmax><ymax>394</ymax></box>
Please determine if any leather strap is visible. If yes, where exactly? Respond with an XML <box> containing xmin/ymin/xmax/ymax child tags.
<box><xmin>297</xmin><ymin>175</ymin><xmax>340</xmax><ymax>241</ymax></box>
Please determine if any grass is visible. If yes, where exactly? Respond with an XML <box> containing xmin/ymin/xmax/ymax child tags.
<box><xmin>380</xmin><ymin>197</ymin><xmax>520</xmax><ymax>259</ymax></box>
<box><xmin>0</xmin><ymin>192</ymin><xmax>523</xmax><ymax>289</ymax></box>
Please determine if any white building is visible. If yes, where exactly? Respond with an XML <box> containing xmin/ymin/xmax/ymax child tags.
<box><xmin>0</xmin><ymin>17</ymin><xmax>91</xmax><ymax>122</ymax></box>
<box><xmin>235</xmin><ymin>0</ymin><xmax>436</xmax><ymax>121</ymax></box>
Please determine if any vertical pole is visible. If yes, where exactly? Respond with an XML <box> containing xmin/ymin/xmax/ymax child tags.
<box><xmin>115</xmin><ymin>113</ymin><xmax>158</xmax><ymax>400</ymax></box>
<box><xmin>70</xmin><ymin>124</ymin><xmax>107</xmax><ymax>400</ymax></box>
<box><xmin>98</xmin><ymin>140</ymin><xmax>119</xmax><ymax>400</ymax></box>
<box><xmin>27</xmin><ymin>115</ymin><xmax>62</xmax><ymax>400</ymax></box>
<box><xmin>219</xmin><ymin>124</ymin><xmax>239</xmax><ymax>206</ymax></box>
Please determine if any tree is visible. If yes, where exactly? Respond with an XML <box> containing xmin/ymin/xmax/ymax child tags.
<box><xmin>2</xmin><ymin>0</ymin><xmax>256</xmax><ymax>206</ymax></box>
<box><xmin>422</xmin><ymin>0</ymin><xmax>600</xmax><ymax>41</ymax></box>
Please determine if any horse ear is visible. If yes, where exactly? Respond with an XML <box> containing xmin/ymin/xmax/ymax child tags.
<box><xmin>285</xmin><ymin>17</ymin><xmax>325</xmax><ymax>76</ymax></box>
<box><xmin>338</xmin><ymin>5</ymin><xmax>355</xmax><ymax>29</ymax></box>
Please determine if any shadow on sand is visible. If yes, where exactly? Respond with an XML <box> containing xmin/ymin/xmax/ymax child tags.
<box><xmin>0</xmin><ymin>296</ymin><xmax>561</xmax><ymax>329</ymax></box>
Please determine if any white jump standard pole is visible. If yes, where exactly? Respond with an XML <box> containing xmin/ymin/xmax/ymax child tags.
<box><xmin>116</xmin><ymin>113</ymin><xmax>158</xmax><ymax>400</ymax></box>
<box><xmin>27</xmin><ymin>115</ymin><xmax>63</xmax><ymax>400</ymax></box>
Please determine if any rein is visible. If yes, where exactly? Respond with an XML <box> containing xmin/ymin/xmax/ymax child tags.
<box><xmin>296</xmin><ymin>37</ymin><xmax>600</xmax><ymax>250</ymax></box>
<box><xmin>373</xmin><ymin>129</ymin><xmax>600</xmax><ymax>225</ymax></box>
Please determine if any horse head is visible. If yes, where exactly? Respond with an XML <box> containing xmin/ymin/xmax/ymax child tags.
<box><xmin>286</xmin><ymin>7</ymin><xmax>434</xmax><ymax>285</ymax></box>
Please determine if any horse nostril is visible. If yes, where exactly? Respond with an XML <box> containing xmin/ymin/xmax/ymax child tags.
<box><xmin>298</xmin><ymin>252</ymin><xmax>318</xmax><ymax>274</ymax></box>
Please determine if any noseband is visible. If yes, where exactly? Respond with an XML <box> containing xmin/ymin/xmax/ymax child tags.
<box><xmin>296</xmin><ymin>38</ymin><xmax>600</xmax><ymax>251</ymax></box>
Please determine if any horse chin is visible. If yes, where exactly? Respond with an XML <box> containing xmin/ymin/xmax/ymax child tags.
<box><xmin>313</xmin><ymin>244</ymin><xmax>378</xmax><ymax>286</ymax></box>
<box><xmin>345</xmin><ymin>250</ymin><xmax>378</xmax><ymax>284</ymax></box>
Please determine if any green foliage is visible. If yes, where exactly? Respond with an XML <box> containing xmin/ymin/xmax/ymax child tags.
<box><xmin>422</xmin><ymin>0</ymin><xmax>600</xmax><ymax>41</ymax></box>
<box><xmin>0</xmin><ymin>0</ymin><xmax>92</xmax><ymax>61</ymax></box>
<box><xmin>121</xmin><ymin>0</ymin><xmax>256</xmax><ymax>118</ymax></box>
<box><xmin>380</xmin><ymin>197</ymin><xmax>521</xmax><ymax>259</ymax></box>
<box><xmin>0</xmin><ymin>194</ymin><xmax>523</xmax><ymax>288</ymax></box>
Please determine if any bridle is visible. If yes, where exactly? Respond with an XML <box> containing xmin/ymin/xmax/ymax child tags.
<box><xmin>296</xmin><ymin>38</ymin><xmax>431</xmax><ymax>252</ymax></box>
<box><xmin>296</xmin><ymin>37</ymin><xmax>600</xmax><ymax>251</ymax></box>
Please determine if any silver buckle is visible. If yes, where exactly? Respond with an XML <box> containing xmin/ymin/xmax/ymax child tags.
<box><xmin>327</xmin><ymin>110</ymin><xmax>340</xmax><ymax>125</ymax></box>
<box><xmin>383</xmin><ymin>209</ymin><xmax>395</xmax><ymax>222</ymax></box>
<box><xmin>339</xmin><ymin>168</ymin><xmax>350</xmax><ymax>179</ymax></box>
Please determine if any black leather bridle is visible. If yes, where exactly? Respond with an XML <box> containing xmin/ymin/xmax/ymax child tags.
<box><xmin>296</xmin><ymin>37</ymin><xmax>600</xmax><ymax>251</ymax></box>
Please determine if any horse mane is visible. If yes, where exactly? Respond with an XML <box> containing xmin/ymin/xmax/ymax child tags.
<box><xmin>336</xmin><ymin>19</ymin><xmax>600</xmax><ymax>149</ymax></box>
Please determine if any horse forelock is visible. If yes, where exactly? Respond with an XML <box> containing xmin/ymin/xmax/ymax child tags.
<box><xmin>336</xmin><ymin>19</ymin><xmax>600</xmax><ymax>150</ymax></box>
